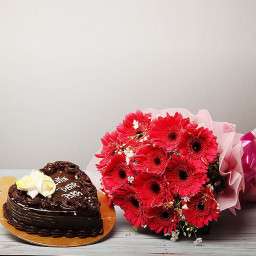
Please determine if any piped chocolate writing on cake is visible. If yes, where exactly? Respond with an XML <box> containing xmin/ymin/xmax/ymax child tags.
<box><xmin>3</xmin><ymin>161</ymin><xmax>103</xmax><ymax>237</ymax></box>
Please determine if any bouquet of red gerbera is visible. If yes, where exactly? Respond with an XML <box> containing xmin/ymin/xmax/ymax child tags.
<box><xmin>95</xmin><ymin>108</ymin><xmax>255</xmax><ymax>241</ymax></box>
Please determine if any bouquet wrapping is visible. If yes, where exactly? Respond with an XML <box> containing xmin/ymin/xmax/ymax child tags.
<box><xmin>91</xmin><ymin>108</ymin><xmax>256</xmax><ymax>241</ymax></box>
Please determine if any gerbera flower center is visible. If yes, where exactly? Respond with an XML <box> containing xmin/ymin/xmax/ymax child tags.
<box><xmin>178</xmin><ymin>169</ymin><xmax>188</xmax><ymax>180</ymax></box>
<box><xmin>136</xmin><ymin>130</ymin><xmax>144</xmax><ymax>139</ymax></box>
<box><xmin>197</xmin><ymin>202</ymin><xmax>205</xmax><ymax>210</ymax></box>
<box><xmin>153</xmin><ymin>157</ymin><xmax>161</xmax><ymax>166</ymax></box>
<box><xmin>168</xmin><ymin>132</ymin><xmax>177</xmax><ymax>141</ymax></box>
<box><xmin>118</xmin><ymin>169</ymin><xmax>126</xmax><ymax>179</ymax></box>
<box><xmin>130</xmin><ymin>197</ymin><xmax>140</xmax><ymax>208</ymax></box>
<box><xmin>151</xmin><ymin>182</ymin><xmax>161</xmax><ymax>193</ymax></box>
<box><xmin>191</xmin><ymin>139</ymin><xmax>202</xmax><ymax>153</ymax></box>
<box><xmin>160</xmin><ymin>210</ymin><xmax>171</xmax><ymax>219</ymax></box>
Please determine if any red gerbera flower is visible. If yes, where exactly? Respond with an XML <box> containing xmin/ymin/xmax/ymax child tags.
<box><xmin>133</xmin><ymin>145</ymin><xmax>168</xmax><ymax>175</ymax></box>
<box><xmin>117</xmin><ymin>111</ymin><xmax>151</xmax><ymax>143</ymax></box>
<box><xmin>101</xmin><ymin>154</ymin><xmax>134</xmax><ymax>194</ymax></box>
<box><xmin>182</xmin><ymin>187</ymin><xmax>220</xmax><ymax>228</ymax></box>
<box><xmin>149</xmin><ymin>113</ymin><xmax>189</xmax><ymax>151</ymax></box>
<box><xmin>113</xmin><ymin>187</ymin><xmax>145</xmax><ymax>228</ymax></box>
<box><xmin>96</xmin><ymin>130</ymin><xmax>125</xmax><ymax>170</ymax></box>
<box><xmin>179</xmin><ymin>125</ymin><xmax>218</xmax><ymax>165</ymax></box>
<box><xmin>134</xmin><ymin>172</ymin><xmax>172</xmax><ymax>207</ymax></box>
<box><xmin>145</xmin><ymin>206</ymin><xmax>179</xmax><ymax>234</ymax></box>
<box><xmin>165</xmin><ymin>155</ymin><xmax>208</xmax><ymax>197</ymax></box>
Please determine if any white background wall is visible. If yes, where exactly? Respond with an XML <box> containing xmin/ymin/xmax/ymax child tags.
<box><xmin>1</xmin><ymin>0</ymin><xmax>256</xmax><ymax>169</ymax></box>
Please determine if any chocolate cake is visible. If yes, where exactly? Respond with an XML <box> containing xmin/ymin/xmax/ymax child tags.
<box><xmin>3</xmin><ymin>161</ymin><xmax>103</xmax><ymax>237</ymax></box>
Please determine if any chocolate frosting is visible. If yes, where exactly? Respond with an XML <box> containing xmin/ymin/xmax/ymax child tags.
<box><xmin>4</xmin><ymin>161</ymin><xmax>103</xmax><ymax>237</ymax></box>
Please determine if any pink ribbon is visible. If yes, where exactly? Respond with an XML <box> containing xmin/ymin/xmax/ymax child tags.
<box><xmin>241</xmin><ymin>130</ymin><xmax>256</xmax><ymax>202</ymax></box>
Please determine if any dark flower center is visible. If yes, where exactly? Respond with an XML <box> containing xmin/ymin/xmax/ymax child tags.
<box><xmin>119</xmin><ymin>169</ymin><xmax>126</xmax><ymax>179</ymax></box>
<box><xmin>160</xmin><ymin>210</ymin><xmax>171</xmax><ymax>219</ymax></box>
<box><xmin>154</xmin><ymin>157</ymin><xmax>161</xmax><ymax>166</ymax></box>
<box><xmin>168</xmin><ymin>132</ymin><xmax>177</xmax><ymax>141</ymax></box>
<box><xmin>179</xmin><ymin>169</ymin><xmax>188</xmax><ymax>180</ymax></box>
<box><xmin>136</xmin><ymin>130</ymin><xmax>144</xmax><ymax>139</ymax></box>
<box><xmin>191</xmin><ymin>139</ymin><xmax>202</xmax><ymax>152</ymax></box>
<box><xmin>197</xmin><ymin>202</ymin><xmax>205</xmax><ymax>210</ymax></box>
<box><xmin>151</xmin><ymin>182</ymin><xmax>160</xmax><ymax>193</ymax></box>
<box><xmin>130</xmin><ymin>197</ymin><xmax>139</xmax><ymax>208</ymax></box>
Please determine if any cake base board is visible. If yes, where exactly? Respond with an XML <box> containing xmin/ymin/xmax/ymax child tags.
<box><xmin>0</xmin><ymin>176</ymin><xmax>116</xmax><ymax>247</ymax></box>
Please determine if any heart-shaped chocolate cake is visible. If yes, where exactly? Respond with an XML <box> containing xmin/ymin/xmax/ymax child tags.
<box><xmin>3</xmin><ymin>161</ymin><xmax>103</xmax><ymax>237</ymax></box>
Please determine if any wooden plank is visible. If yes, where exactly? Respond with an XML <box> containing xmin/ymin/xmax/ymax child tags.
<box><xmin>0</xmin><ymin>169</ymin><xmax>256</xmax><ymax>255</ymax></box>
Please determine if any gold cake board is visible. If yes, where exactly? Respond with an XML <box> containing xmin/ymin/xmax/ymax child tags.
<box><xmin>0</xmin><ymin>176</ymin><xmax>116</xmax><ymax>247</ymax></box>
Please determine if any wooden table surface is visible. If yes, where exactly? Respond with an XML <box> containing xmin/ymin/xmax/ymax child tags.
<box><xmin>1</xmin><ymin>169</ymin><xmax>256</xmax><ymax>256</ymax></box>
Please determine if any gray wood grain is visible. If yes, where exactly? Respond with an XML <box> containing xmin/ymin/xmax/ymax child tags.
<box><xmin>0</xmin><ymin>169</ymin><xmax>256</xmax><ymax>256</ymax></box>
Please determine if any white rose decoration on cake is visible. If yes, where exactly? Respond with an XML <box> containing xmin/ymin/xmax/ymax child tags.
<box><xmin>16</xmin><ymin>169</ymin><xmax>56</xmax><ymax>198</ymax></box>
